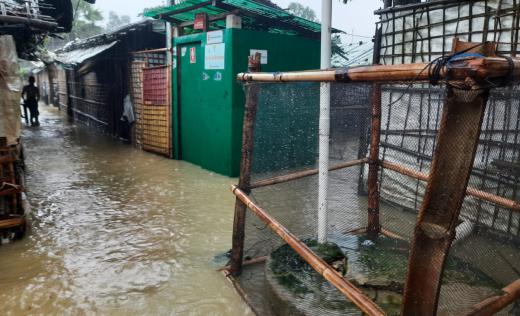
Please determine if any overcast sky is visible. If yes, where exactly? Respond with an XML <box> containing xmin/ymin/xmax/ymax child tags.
<box><xmin>93</xmin><ymin>0</ymin><xmax>383</xmax><ymax>40</ymax></box>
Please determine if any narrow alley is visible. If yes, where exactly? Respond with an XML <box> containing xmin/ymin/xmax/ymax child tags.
<box><xmin>0</xmin><ymin>106</ymin><xmax>252</xmax><ymax>315</ymax></box>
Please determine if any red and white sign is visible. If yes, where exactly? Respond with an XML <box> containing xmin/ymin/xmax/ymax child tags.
<box><xmin>194</xmin><ymin>13</ymin><xmax>206</xmax><ymax>30</ymax></box>
<box><xmin>190</xmin><ymin>47</ymin><xmax>196</xmax><ymax>64</ymax></box>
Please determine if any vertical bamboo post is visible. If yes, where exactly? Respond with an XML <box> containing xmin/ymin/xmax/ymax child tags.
<box><xmin>403</xmin><ymin>39</ymin><xmax>496</xmax><ymax>315</ymax></box>
<box><xmin>402</xmin><ymin>86</ymin><xmax>490</xmax><ymax>315</ymax></box>
<box><xmin>367</xmin><ymin>84</ymin><xmax>382</xmax><ymax>238</ymax></box>
<box><xmin>229</xmin><ymin>53</ymin><xmax>262</xmax><ymax>276</ymax></box>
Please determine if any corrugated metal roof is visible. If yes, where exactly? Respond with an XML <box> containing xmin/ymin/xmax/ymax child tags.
<box><xmin>332</xmin><ymin>40</ymin><xmax>374</xmax><ymax>67</ymax></box>
<box><xmin>144</xmin><ymin>0</ymin><xmax>338</xmax><ymax>38</ymax></box>
<box><xmin>55</xmin><ymin>41</ymin><xmax>118</xmax><ymax>65</ymax></box>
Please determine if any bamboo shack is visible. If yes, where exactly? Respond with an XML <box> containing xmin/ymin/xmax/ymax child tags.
<box><xmin>54</xmin><ymin>20</ymin><xmax>166</xmax><ymax>141</ymax></box>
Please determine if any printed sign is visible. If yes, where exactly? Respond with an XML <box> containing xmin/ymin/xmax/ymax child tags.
<box><xmin>181</xmin><ymin>47</ymin><xmax>187</xmax><ymax>56</ymax></box>
<box><xmin>207</xmin><ymin>30</ymin><xmax>224</xmax><ymax>44</ymax></box>
<box><xmin>190</xmin><ymin>47</ymin><xmax>196</xmax><ymax>64</ymax></box>
<box><xmin>214</xmin><ymin>72</ymin><xmax>223</xmax><ymax>81</ymax></box>
<box><xmin>202</xmin><ymin>72</ymin><xmax>210</xmax><ymax>81</ymax></box>
<box><xmin>194</xmin><ymin>13</ymin><xmax>207</xmax><ymax>30</ymax></box>
<box><xmin>205</xmin><ymin>43</ymin><xmax>225</xmax><ymax>70</ymax></box>
<box><xmin>250</xmin><ymin>49</ymin><xmax>268</xmax><ymax>64</ymax></box>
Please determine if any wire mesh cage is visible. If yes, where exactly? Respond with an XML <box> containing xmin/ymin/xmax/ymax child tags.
<box><xmin>226</xmin><ymin>52</ymin><xmax>520</xmax><ymax>315</ymax></box>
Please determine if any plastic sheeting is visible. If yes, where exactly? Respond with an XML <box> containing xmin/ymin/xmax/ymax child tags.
<box><xmin>0</xmin><ymin>35</ymin><xmax>21</xmax><ymax>146</ymax></box>
<box><xmin>55</xmin><ymin>41</ymin><xmax>118</xmax><ymax>66</ymax></box>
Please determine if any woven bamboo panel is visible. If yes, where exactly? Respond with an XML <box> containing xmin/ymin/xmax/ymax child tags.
<box><xmin>140</xmin><ymin>104</ymin><xmax>170</xmax><ymax>156</ymax></box>
<box><xmin>129</xmin><ymin>61</ymin><xmax>146</xmax><ymax>147</ymax></box>
<box><xmin>130</xmin><ymin>51</ymin><xmax>171</xmax><ymax>157</ymax></box>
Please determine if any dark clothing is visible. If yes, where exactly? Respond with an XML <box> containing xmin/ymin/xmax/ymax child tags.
<box><xmin>22</xmin><ymin>84</ymin><xmax>40</xmax><ymax>126</ymax></box>
<box><xmin>22</xmin><ymin>84</ymin><xmax>39</xmax><ymax>103</ymax></box>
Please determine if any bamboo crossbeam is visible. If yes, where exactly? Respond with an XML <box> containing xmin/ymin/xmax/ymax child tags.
<box><xmin>0</xmin><ymin>15</ymin><xmax>57</xmax><ymax>30</ymax></box>
<box><xmin>231</xmin><ymin>185</ymin><xmax>386</xmax><ymax>316</ymax></box>
<box><xmin>217</xmin><ymin>256</ymin><xmax>267</xmax><ymax>272</ymax></box>
<box><xmin>221</xmin><ymin>269</ymin><xmax>261</xmax><ymax>316</ymax></box>
<box><xmin>249</xmin><ymin>158</ymin><xmax>368</xmax><ymax>189</ymax></box>
<box><xmin>379</xmin><ymin>160</ymin><xmax>520</xmax><ymax>213</ymax></box>
<box><xmin>464</xmin><ymin>279</ymin><xmax>520</xmax><ymax>316</ymax></box>
<box><xmin>0</xmin><ymin>216</ymin><xmax>24</xmax><ymax>230</ymax></box>
<box><xmin>237</xmin><ymin>57</ymin><xmax>520</xmax><ymax>83</ymax></box>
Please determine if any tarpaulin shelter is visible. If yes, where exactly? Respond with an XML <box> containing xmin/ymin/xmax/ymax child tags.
<box><xmin>0</xmin><ymin>35</ymin><xmax>21</xmax><ymax>146</ymax></box>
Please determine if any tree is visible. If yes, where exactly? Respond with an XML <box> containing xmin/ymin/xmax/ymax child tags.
<box><xmin>287</xmin><ymin>2</ymin><xmax>317</xmax><ymax>22</ymax></box>
<box><xmin>106</xmin><ymin>11</ymin><xmax>131</xmax><ymax>32</ymax></box>
<box><xmin>69</xmin><ymin>0</ymin><xmax>104</xmax><ymax>40</ymax></box>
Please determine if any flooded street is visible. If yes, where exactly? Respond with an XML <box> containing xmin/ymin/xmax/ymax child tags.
<box><xmin>0</xmin><ymin>106</ymin><xmax>252</xmax><ymax>315</ymax></box>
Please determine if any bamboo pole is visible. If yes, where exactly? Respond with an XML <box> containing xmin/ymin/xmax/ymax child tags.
<box><xmin>237</xmin><ymin>57</ymin><xmax>520</xmax><ymax>83</ymax></box>
<box><xmin>464</xmin><ymin>279</ymin><xmax>520</xmax><ymax>316</ymax></box>
<box><xmin>229</xmin><ymin>53</ymin><xmax>262</xmax><ymax>276</ymax></box>
<box><xmin>231</xmin><ymin>185</ymin><xmax>386</xmax><ymax>316</ymax></box>
<box><xmin>221</xmin><ymin>269</ymin><xmax>261</xmax><ymax>316</ymax></box>
<box><xmin>218</xmin><ymin>256</ymin><xmax>267</xmax><ymax>272</ymax></box>
<box><xmin>367</xmin><ymin>84</ymin><xmax>382</xmax><ymax>238</ymax></box>
<box><xmin>380</xmin><ymin>160</ymin><xmax>520</xmax><ymax>213</ymax></box>
<box><xmin>250</xmin><ymin>158</ymin><xmax>368</xmax><ymax>189</ymax></box>
<box><xmin>402</xmin><ymin>85</ymin><xmax>490</xmax><ymax>315</ymax></box>
<box><xmin>0</xmin><ymin>216</ymin><xmax>25</xmax><ymax>230</ymax></box>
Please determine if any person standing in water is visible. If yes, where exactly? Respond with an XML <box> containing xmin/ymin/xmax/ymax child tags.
<box><xmin>22</xmin><ymin>76</ymin><xmax>40</xmax><ymax>126</ymax></box>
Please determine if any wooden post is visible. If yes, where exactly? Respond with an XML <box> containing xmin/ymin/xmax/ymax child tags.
<box><xmin>401</xmin><ymin>85</ymin><xmax>490</xmax><ymax>315</ymax></box>
<box><xmin>229</xmin><ymin>53</ymin><xmax>262</xmax><ymax>276</ymax></box>
<box><xmin>367</xmin><ymin>84</ymin><xmax>382</xmax><ymax>238</ymax></box>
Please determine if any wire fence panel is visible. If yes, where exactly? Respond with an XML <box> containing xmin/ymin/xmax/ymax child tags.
<box><xmin>235</xmin><ymin>81</ymin><xmax>520</xmax><ymax>315</ymax></box>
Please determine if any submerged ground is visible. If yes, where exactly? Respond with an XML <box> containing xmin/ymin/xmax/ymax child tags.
<box><xmin>0</xmin><ymin>106</ymin><xmax>252</xmax><ymax>315</ymax></box>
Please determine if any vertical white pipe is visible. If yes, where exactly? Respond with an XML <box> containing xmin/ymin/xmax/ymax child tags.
<box><xmin>166</xmin><ymin>0</ymin><xmax>174</xmax><ymax>66</ymax></box>
<box><xmin>318</xmin><ymin>0</ymin><xmax>332</xmax><ymax>243</ymax></box>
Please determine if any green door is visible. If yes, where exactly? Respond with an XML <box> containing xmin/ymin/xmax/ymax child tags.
<box><xmin>178</xmin><ymin>41</ymin><xmax>232</xmax><ymax>175</ymax></box>
<box><xmin>179</xmin><ymin>42</ymin><xmax>203</xmax><ymax>165</ymax></box>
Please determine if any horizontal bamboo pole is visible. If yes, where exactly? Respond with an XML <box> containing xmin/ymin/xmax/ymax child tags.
<box><xmin>237</xmin><ymin>57</ymin><xmax>520</xmax><ymax>83</ymax></box>
<box><xmin>464</xmin><ymin>279</ymin><xmax>520</xmax><ymax>316</ymax></box>
<box><xmin>221</xmin><ymin>269</ymin><xmax>261</xmax><ymax>316</ymax></box>
<box><xmin>250</xmin><ymin>158</ymin><xmax>368</xmax><ymax>189</ymax></box>
<box><xmin>131</xmin><ymin>48</ymin><xmax>169</xmax><ymax>54</ymax></box>
<box><xmin>217</xmin><ymin>256</ymin><xmax>267</xmax><ymax>272</ymax></box>
<box><xmin>0</xmin><ymin>217</ymin><xmax>25</xmax><ymax>230</ymax></box>
<box><xmin>231</xmin><ymin>185</ymin><xmax>386</xmax><ymax>316</ymax></box>
<box><xmin>0</xmin><ymin>16</ymin><xmax>58</xmax><ymax>30</ymax></box>
<box><xmin>380</xmin><ymin>160</ymin><xmax>520</xmax><ymax>213</ymax></box>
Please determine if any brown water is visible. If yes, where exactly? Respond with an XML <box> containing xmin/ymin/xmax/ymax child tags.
<box><xmin>0</xmin><ymin>107</ymin><xmax>253</xmax><ymax>316</ymax></box>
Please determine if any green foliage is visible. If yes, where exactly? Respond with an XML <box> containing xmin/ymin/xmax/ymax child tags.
<box><xmin>287</xmin><ymin>2</ymin><xmax>317</xmax><ymax>22</ymax></box>
<box><xmin>69</xmin><ymin>0</ymin><xmax>104</xmax><ymax>40</ymax></box>
<box><xmin>106</xmin><ymin>11</ymin><xmax>131</xmax><ymax>32</ymax></box>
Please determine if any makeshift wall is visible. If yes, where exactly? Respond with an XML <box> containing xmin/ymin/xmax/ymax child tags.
<box><xmin>57</xmin><ymin>22</ymin><xmax>166</xmax><ymax>140</ymax></box>
<box><xmin>0</xmin><ymin>35</ymin><xmax>21</xmax><ymax>146</ymax></box>
<box><xmin>378</xmin><ymin>0</ymin><xmax>520</xmax><ymax>64</ymax></box>
<box><xmin>374</xmin><ymin>0</ymin><xmax>520</xmax><ymax>240</ymax></box>
<box><xmin>130</xmin><ymin>50</ymin><xmax>171</xmax><ymax>156</ymax></box>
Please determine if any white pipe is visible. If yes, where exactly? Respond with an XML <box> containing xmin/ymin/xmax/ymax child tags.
<box><xmin>318</xmin><ymin>0</ymin><xmax>332</xmax><ymax>243</ymax></box>
<box><xmin>166</xmin><ymin>0</ymin><xmax>174</xmax><ymax>67</ymax></box>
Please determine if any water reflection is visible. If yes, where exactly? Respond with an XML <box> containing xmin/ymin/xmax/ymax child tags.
<box><xmin>0</xmin><ymin>107</ymin><xmax>252</xmax><ymax>316</ymax></box>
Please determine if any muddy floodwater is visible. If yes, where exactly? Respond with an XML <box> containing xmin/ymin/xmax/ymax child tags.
<box><xmin>0</xmin><ymin>107</ymin><xmax>253</xmax><ymax>315</ymax></box>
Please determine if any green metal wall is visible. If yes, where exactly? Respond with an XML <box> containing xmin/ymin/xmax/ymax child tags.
<box><xmin>172</xmin><ymin>29</ymin><xmax>320</xmax><ymax>176</ymax></box>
